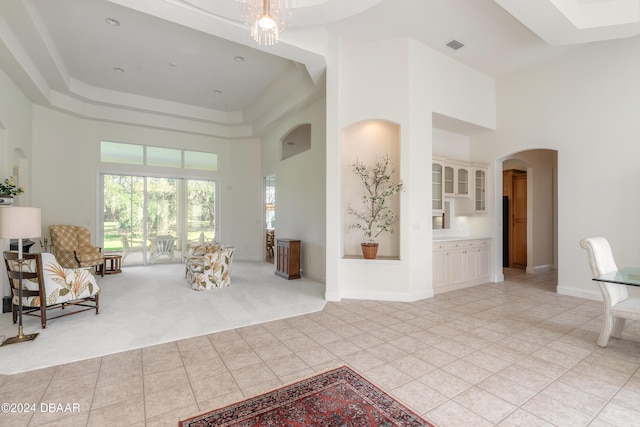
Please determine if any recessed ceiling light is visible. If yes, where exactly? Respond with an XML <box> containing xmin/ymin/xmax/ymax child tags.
<box><xmin>105</xmin><ymin>17</ymin><xmax>120</xmax><ymax>26</ymax></box>
<box><xmin>112</xmin><ymin>67</ymin><xmax>125</xmax><ymax>73</ymax></box>
<box><xmin>234</xmin><ymin>56</ymin><xmax>245</xmax><ymax>62</ymax></box>
<box><xmin>169</xmin><ymin>62</ymin><xmax>178</xmax><ymax>67</ymax></box>
<box><xmin>213</xmin><ymin>90</ymin><xmax>222</xmax><ymax>95</ymax></box>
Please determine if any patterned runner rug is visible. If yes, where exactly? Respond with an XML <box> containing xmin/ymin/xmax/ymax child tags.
<box><xmin>179</xmin><ymin>365</ymin><xmax>436</xmax><ymax>426</ymax></box>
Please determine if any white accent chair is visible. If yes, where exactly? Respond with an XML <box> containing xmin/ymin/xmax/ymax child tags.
<box><xmin>580</xmin><ymin>237</ymin><xmax>640</xmax><ymax>347</ymax></box>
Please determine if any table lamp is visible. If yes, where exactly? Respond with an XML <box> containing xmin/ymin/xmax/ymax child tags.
<box><xmin>0</xmin><ymin>207</ymin><xmax>42</xmax><ymax>346</ymax></box>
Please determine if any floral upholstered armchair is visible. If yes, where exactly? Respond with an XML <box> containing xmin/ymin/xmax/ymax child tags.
<box><xmin>184</xmin><ymin>243</ymin><xmax>235</xmax><ymax>291</ymax></box>
<box><xmin>3</xmin><ymin>251</ymin><xmax>100</xmax><ymax>329</ymax></box>
<box><xmin>49</xmin><ymin>225</ymin><xmax>104</xmax><ymax>276</ymax></box>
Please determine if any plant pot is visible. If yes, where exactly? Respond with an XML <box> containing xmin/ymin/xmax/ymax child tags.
<box><xmin>0</xmin><ymin>195</ymin><xmax>13</xmax><ymax>206</ymax></box>
<box><xmin>361</xmin><ymin>243</ymin><xmax>379</xmax><ymax>259</ymax></box>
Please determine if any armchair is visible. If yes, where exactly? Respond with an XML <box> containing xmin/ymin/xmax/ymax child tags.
<box><xmin>3</xmin><ymin>251</ymin><xmax>100</xmax><ymax>329</ymax></box>
<box><xmin>49</xmin><ymin>225</ymin><xmax>104</xmax><ymax>276</ymax></box>
<box><xmin>184</xmin><ymin>244</ymin><xmax>234</xmax><ymax>290</ymax></box>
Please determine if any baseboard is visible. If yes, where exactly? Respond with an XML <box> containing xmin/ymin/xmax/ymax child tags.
<box><xmin>529</xmin><ymin>264</ymin><xmax>554</xmax><ymax>274</ymax></box>
<box><xmin>339</xmin><ymin>289</ymin><xmax>434</xmax><ymax>302</ymax></box>
<box><xmin>434</xmin><ymin>276</ymin><xmax>492</xmax><ymax>294</ymax></box>
<box><xmin>557</xmin><ymin>285</ymin><xmax>601</xmax><ymax>301</ymax></box>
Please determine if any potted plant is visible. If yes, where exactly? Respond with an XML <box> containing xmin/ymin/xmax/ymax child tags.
<box><xmin>348</xmin><ymin>155</ymin><xmax>403</xmax><ymax>259</ymax></box>
<box><xmin>0</xmin><ymin>176</ymin><xmax>24</xmax><ymax>206</ymax></box>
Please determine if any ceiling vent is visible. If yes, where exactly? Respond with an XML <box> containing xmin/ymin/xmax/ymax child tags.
<box><xmin>446</xmin><ymin>40</ymin><xmax>464</xmax><ymax>50</ymax></box>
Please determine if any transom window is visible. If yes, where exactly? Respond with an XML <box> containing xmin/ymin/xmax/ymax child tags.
<box><xmin>100</xmin><ymin>141</ymin><xmax>218</xmax><ymax>171</ymax></box>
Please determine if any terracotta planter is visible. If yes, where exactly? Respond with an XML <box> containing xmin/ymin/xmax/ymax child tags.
<box><xmin>361</xmin><ymin>243</ymin><xmax>379</xmax><ymax>259</ymax></box>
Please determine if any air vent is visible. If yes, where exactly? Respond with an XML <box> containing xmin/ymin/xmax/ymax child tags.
<box><xmin>446</xmin><ymin>40</ymin><xmax>464</xmax><ymax>50</ymax></box>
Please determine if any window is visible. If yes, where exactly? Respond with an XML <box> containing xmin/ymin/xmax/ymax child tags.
<box><xmin>100</xmin><ymin>141</ymin><xmax>217</xmax><ymax>171</ymax></box>
<box><xmin>102</xmin><ymin>174</ymin><xmax>216</xmax><ymax>266</ymax></box>
<box><xmin>101</xmin><ymin>141</ymin><xmax>143</xmax><ymax>165</ymax></box>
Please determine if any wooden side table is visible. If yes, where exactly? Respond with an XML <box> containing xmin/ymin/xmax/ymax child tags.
<box><xmin>99</xmin><ymin>254</ymin><xmax>122</xmax><ymax>275</ymax></box>
<box><xmin>275</xmin><ymin>239</ymin><xmax>300</xmax><ymax>280</ymax></box>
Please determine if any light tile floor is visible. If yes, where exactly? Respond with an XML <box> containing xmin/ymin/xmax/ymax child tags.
<box><xmin>2</xmin><ymin>269</ymin><xmax>640</xmax><ymax>426</ymax></box>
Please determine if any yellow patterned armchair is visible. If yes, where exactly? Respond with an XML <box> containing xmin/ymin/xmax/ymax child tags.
<box><xmin>3</xmin><ymin>251</ymin><xmax>100</xmax><ymax>329</ymax></box>
<box><xmin>49</xmin><ymin>225</ymin><xmax>104</xmax><ymax>275</ymax></box>
<box><xmin>184</xmin><ymin>244</ymin><xmax>234</xmax><ymax>291</ymax></box>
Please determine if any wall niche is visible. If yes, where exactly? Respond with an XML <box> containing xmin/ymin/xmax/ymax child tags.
<box><xmin>281</xmin><ymin>124</ymin><xmax>311</xmax><ymax>160</ymax></box>
<box><xmin>342</xmin><ymin>119</ymin><xmax>401</xmax><ymax>259</ymax></box>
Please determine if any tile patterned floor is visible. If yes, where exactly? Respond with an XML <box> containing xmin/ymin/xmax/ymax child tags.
<box><xmin>2</xmin><ymin>268</ymin><xmax>640</xmax><ymax>426</ymax></box>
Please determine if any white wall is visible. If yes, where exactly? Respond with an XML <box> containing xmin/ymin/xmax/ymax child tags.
<box><xmin>30</xmin><ymin>105</ymin><xmax>263</xmax><ymax>261</ymax></box>
<box><xmin>326</xmin><ymin>37</ymin><xmax>496</xmax><ymax>302</ymax></box>
<box><xmin>261</xmin><ymin>98</ymin><xmax>326</xmax><ymax>282</ymax></box>
<box><xmin>472</xmin><ymin>35</ymin><xmax>640</xmax><ymax>300</ymax></box>
<box><xmin>0</xmin><ymin>67</ymin><xmax>33</xmax><ymax>297</ymax></box>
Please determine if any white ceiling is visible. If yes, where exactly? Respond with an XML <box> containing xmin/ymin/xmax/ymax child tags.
<box><xmin>1</xmin><ymin>0</ymin><xmax>639</xmax><ymax>136</ymax></box>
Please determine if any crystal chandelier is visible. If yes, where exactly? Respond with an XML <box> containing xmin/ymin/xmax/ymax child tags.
<box><xmin>239</xmin><ymin>0</ymin><xmax>292</xmax><ymax>45</ymax></box>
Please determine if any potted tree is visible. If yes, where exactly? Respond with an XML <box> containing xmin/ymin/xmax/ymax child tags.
<box><xmin>348</xmin><ymin>155</ymin><xmax>403</xmax><ymax>259</ymax></box>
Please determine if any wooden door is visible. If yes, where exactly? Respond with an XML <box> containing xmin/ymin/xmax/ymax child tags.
<box><xmin>512</xmin><ymin>173</ymin><xmax>527</xmax><ymax>267</ymax></box>
<box><xmin>503</xmin><ymin>169</ymin><xmax>527</xmax><ymax>268</ymax></box>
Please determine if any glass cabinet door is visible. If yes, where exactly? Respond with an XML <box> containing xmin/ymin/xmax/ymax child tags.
<box><xmin>444</xmin><ymin>166</ymin><xmax>454</xmax><ymax>195</ymax></box>
<box><xmin>432</xmin><ymin>163</ymin><xmax>443</xmax><ymax>211</ymax></box>
<box><xmin>475</xmin><ymin>169</ymin><xmax>486</xmax><ymax>212</ymax></box>
<box><xmin>457</xmin><ymin>168</ymin><xmax>469</xmax><ymax>196</ymax></box>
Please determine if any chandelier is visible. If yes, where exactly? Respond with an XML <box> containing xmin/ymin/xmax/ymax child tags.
<box><xmin>239</xmin><ymin>0</ymin><xmax>292</xmax><ymax>45</ymax></box>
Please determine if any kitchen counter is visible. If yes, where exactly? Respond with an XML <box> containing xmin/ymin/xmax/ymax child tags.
<box><xmin>432</xmin><ymin>236</ymin><xmax>493</xmax><ymax>242</ymax></box>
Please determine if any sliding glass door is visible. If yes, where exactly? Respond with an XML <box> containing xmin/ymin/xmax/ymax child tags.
<box><xmin>102</xmin><ymin>174</ymin><xmax>216</xmax><ymax>266</ymax></box>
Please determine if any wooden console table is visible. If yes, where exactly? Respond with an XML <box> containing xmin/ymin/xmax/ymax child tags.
<box><xmin>275</xmin><ymin>239</ymin><xmax>300</xmax><ymax>280</ymax></box>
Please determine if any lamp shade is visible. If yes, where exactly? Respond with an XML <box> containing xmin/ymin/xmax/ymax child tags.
<box><xmin>0</xmin><ymin>207</ymin><xmax>41</xmax><ymax>239</ymax></box>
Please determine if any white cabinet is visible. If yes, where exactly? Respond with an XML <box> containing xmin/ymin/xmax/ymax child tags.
<box><xmin>474</xmin><ymin>168</ymin><xmax>487</xmax><ymax>213</ymax></box>
<box><xmin>433</xmin><ymin>239</ymin><xmax>492</xmax><ymax>293</ymax></box>
<box><xmin>432</xmin><ymin>162</ymin><xmax>444</xmax><ymax>214</ymax></box>
<box><xmin>433</xmin><ymin>156</ymin><xmax>488</xmax><ymax>215</ymax></box>
<box><xmin>433</xmin><ymin>242</ymin><xmax>448</xmax><ymax>288</ymax></box>
<box><xmin>443</xmin><ymin>164</ymin><xmax>470</xmax><ymax>198</ymax></box>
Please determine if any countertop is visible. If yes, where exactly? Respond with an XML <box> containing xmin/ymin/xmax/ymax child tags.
<box><xmin>432</xmin><ymin>236</ymin><xmax>493</xmax><ymax>242</ymax></box>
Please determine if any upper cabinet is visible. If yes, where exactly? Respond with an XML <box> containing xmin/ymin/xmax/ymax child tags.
<box><xmin>433</xmin><ymin>156</ymin><xmax>488</xmax><ymax>215</ymax></box>
<box><xmin>432</xmin><ymin>161</ymin><xmax>444</xmax><ymax>214</ymax></box>
<box><xmin>474</xmin><ymin>167</ymin><xmax>487</xmax><ymax>213</ymax></box>
<box><xmin>443</xmin><ymin>162</ymin><xmax>470</xmax><ymax>198</ymax></box>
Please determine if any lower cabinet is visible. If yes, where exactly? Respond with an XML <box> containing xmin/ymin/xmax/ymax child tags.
<box><xmin>433</xmin><ymin>239</ymin><xmax>492</xmax><ymax>293</ymax></box>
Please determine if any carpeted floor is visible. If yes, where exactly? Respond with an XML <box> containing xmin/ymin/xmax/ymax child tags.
<box><xmin>0</xmin><ymin>261</ymin><xmax>326</xmax><ymax>374</ymax></box>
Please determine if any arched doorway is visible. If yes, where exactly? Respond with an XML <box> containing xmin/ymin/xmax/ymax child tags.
<box><xmin>500</xmin><ymin>149</ymin><xmax>557</xmax><ymax>278</ymax></box>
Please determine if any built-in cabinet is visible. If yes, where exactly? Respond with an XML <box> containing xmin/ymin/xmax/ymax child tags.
<box><xmin>432</xmin><ymin>156</ymin><xmax>488</xmax><ymax>215</ymax></box>
<box><xmin>433</xmin><ymin>239</ymin><xmax>492</xmax><ymax>293</ymax></box>
<box><xmin>432</xmin><ymin>161</ymin><xmax>444</xmax><ymax>214</ymax></box>
<box><xmin>444</xmin><ymin>163</ymin><xmax>470</xmax><ymax>198</ymax></box>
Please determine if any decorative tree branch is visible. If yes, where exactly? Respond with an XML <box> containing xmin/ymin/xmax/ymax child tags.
<box><xmin>348</xmin><ymin>155</ymin><xmax>403</xmax><ymax>243</ymax></box>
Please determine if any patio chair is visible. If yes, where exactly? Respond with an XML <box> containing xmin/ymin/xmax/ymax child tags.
<box><xmin>580</xmin><ymin>237</ymin><xmax>640</xmax><ymax>347</ymax></box>
<box><xmin>149</xmin><ymin>235</ymin><xmax>176</xmax><ymax>263</ymax></box>
<box><xmin>122</xmin><ymin>235</ymin><xmax>146</xmax><ymax>263</ymax></box>
<box><xmin>3</xmin><ymin>251</ymin><xmax>100</xmax><ymax>328</ymax></box>
<box><xmin>49</xmin><ymin>224</ymin><xmax>104</xmax><ymax>276</ymax></box>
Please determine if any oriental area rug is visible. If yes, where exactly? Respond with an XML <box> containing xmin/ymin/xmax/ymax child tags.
<box><xmin>179</xmin><ymin>365</ymin><xmax>436</xmax><ymax>427</ymax></box>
